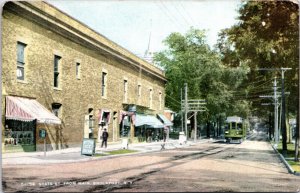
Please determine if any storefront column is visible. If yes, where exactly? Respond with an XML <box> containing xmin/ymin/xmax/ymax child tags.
<box><xmin>130</xmin><ymin>119</ymin><xmax>135</xmax><ymax>142</ymax></box>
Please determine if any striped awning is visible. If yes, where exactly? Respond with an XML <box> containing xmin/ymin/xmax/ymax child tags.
<box><xmin>5</xmin><ymin>96</ymin><xmax>61</xmax><ymax>124</ymax></box>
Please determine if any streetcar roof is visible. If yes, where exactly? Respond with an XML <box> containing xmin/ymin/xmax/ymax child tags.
<box><xmin>226</xmin><ymin>116</ymin><xmax>243</xmax><ymax>123</ymax></box>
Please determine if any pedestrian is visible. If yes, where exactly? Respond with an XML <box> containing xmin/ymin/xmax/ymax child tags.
<box><xmin>101</xmin><ymin>128</ymin><xmax>109</xmax><ymax>148</ymax></box>
<box><xmin>163</xmin><ymin>130</ymin><xmax>167</xmax><ymax>142</ymax></box>
<box><xmin>163</xmin><ymin>126</ymin><xmax>169</xmax><ymax>142</ymax></box>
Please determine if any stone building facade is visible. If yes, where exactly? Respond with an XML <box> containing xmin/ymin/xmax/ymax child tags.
<box><xmin>1</xmin><ymin>1</ymin><xmax>167</xmax><ymax>152</ymax></box>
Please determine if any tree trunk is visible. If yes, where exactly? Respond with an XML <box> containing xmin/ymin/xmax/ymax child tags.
<box><xmin>269</xmin><ymin>113</ymin><xmax>272</xmax><ymax>140</ymax></box>
<box><xmin>295</xmin><ymin>111</ymin><xmax>299</xmax><ymax>162</ymax></box>
<box><xmin>218</xmin><ymin>115</ymin><xmax>222</xmax><ymax>137</ymax></box>
<box><xmin>206</xmin><ymin>121</ymin><xmax>210</xmax><ymax>138</ymax></box>
<box><xmin>295</xmin><ymin>71</ymin><xmax>299</xmax><ymax>162</ymax></box>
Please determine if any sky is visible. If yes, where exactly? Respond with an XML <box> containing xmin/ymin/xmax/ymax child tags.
<box><xmin>47</xmin><ymin>0</ymin><xmax>242</xmax><ymax>58</ymax></box>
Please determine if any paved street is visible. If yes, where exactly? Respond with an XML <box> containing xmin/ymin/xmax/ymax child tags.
<box><xmin>2</xmin><ymin>131</ymin><xmax>300</xmax><ymax>192</ymax></box>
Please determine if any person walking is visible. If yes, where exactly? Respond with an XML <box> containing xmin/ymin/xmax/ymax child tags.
<box><xmin>161</xmin><ymin>129</ymin><xmax>167</xmax><ymax>150</ymax></box>
<box><xmin>101</xmin><ymin>128</ymin><xmax>109</xmax><ymax>148</ymax></box>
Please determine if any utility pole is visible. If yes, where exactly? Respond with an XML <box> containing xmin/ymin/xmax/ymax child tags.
<box><xmin>181</xmin><ymin>88</ymin><xmax>183</xmax><ymax>132</ymax></box>
<box><xmin>260</xmin><ymin>78</ymin><xmax>279</xmax><ymax>147</ymax></box>
<box><xmin>258</xmin><ymin>67</ymin><xmax>291</xmax><ymax>154</ymax></box>
<box><xmin>274</xmin><ymin>77</ymin><xmax>279</xmax><ymax>147</ymax></box>
<box><xmin>281</xmin><ymin>68</ymin><xmax>291</xmax><ymax>157</ymax></box>
<box><xmin>296</xmin><ymin>65</ymin><xmax>300</xmax><ymax>161</ymax></box>
<box><xmin>181</xmin><ymin>83</ymin><xmax>206</xmax><ymax>141</ymax></box>
<box><xmin>194</xmin><ymin>112</ymin><xmax>197</xmax><ymax>142</ymax></box>
<box><xmin>184</xmin><ymin>83</ymin><xmax>188</xmax><ymax>137</ymax></box>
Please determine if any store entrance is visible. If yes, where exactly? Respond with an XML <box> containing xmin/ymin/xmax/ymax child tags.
<box><xmin>4</xmin><ymin>119</ymin><xmax>36</xmax><ymax>152</ymax></box>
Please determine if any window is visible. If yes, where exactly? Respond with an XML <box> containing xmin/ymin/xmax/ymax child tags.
<box><xmin>101</xmin><ymin>72</ymin><xmax>107</xmax><ymax>97</ymax></box>
<box><xmin>149</xmin><ymin>88</ymin><xmax>153</xmax><ymax>109</ymax></box>
<box><xmin>76</xmin><ymin>62</ymin><xmax>81</xmax><ymax>79</ymax></box>
<box><xmin>231</xmin><ymin>122</ymin><xmax>236</xmax><ymax>130</ymax></box>
<box><xmin>88</xmin><ymin>108</ymin><xmax>94</xmax><ymax>138</ymax></box>
<box><xmin>52</xmin><ymin>103</ymin><xmax>62</xmax><ymax>118</ymax></box>
<box><xmin>138</xmin><ymin>84</ymin><xmax>141</xmax><ymax>98</ymax></box>
<box><xmin>54</xmin><ymin>55</ymin><xmax>61</xmax><ymax>88</ymax></box>
<box><xmin>124</xmin><ymin>80</ymin><xmax>128</xmax><ymax>103</ymax></box>
<box><xmin>17</xmin><ymin>42</ymin><xmax>26</xmax><ymax>80</ymax></box>
<box><xmin>159</xmin><ymin>92</ymin><xmax>162</xmax><ymax>110</ymax></box>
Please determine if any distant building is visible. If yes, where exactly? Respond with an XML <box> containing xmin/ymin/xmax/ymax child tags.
<box><xmin>2</xmin><ymin>1</ymin><xmax>167</xmax><ymax>152</ymax></box>
<box><xmin>164</xmin><ymin>109</ymin><xmax>175</xmax><ymax>123</ymax></box>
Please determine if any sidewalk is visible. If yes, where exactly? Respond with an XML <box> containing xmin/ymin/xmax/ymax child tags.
<box><xmin>2</xmin><ymin>138</ymin><xmax>212</xmax><ymax>165</ymax></box>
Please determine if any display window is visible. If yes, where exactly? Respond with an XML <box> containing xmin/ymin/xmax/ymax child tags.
<box><xmin>4</xmin><ymin>119</ymin><xmax>36</xmax><ymax>150</ymax></box>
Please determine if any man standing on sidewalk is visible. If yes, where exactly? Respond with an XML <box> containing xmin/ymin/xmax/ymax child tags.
<box><xmin>101</xmin><ymin>128</ymin><xmax>109</xmax><ymax>148</ymax></box>
<box><xmin>161</xmin><ymin>129</ymin><xmax>167</xmax><ymax>150</ymax></box>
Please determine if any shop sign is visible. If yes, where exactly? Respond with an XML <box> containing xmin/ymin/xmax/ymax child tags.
<box><xmin>81</xmin><ymin>138</ymin><xmax>96</xmax><ymax>156</ymax></box>
<box><xmin>128</xmin><ymin>105</ymin><xmax>136</xmax><ymax>112</ymax></box>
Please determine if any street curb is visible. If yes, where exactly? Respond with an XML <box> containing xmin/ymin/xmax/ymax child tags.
<box><xmin>5</xmin><ymin>140</ymin><xmax>209</xmax><ymax>165</ymax></box>
<box><xmin>271</xmin><ymin>144</ymin><xmax>300</xmax><ymax>176</ymax></box>
<box><xmin>2</xmin><ymin>140</ymin><xmax>203</xmax><ymax>165</ymax></box>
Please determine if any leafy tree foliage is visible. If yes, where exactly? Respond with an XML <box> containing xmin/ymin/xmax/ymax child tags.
<box><xmin>217</xmin><ymin>1</ymin><xmax>299</xmax><ymax>116</ymax></box>
<box><xmin>154</xmin><ymin>28</ymin><xmax>250</xmax><ymax>128</ymax></box>
<box><xmin>216</xmin><ymin>1</ymin><xmax>299</xmax><ymax>158</ymax></box>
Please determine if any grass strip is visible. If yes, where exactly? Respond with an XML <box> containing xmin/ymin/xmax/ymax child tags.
<box><xmin>287</xmin><ymin>160</ymin><xmax>300</xmax><ymax>172</ymax></box>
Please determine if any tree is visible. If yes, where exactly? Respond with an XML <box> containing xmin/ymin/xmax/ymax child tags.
<box><xmin>216</xmin><ymin>1</ymin><xmax>299</xmax><ymax>159</ymax></box>
<box><xmin>154</xmin><ymin>28</ymin><xmax>249</xmax><ymax>137</ymax></box>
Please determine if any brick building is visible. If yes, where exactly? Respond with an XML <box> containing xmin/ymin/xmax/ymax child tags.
<box><xmin>1</xmin><ymin>1</ymin><xmax>168</xmax><ymax>152</ymax></box>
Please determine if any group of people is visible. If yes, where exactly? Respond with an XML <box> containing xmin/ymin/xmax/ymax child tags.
<box><xmin>99</xmin><ymin>125</ymin><xmax>169</xmax><ymax>148</ymax></box>
<box><xmin>145</xmin><ymin>128</ymin><xmax>168</xmax><ymax>143</ymax></box>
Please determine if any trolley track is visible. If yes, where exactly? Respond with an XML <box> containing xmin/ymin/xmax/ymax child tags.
<box><xmin>62</xmin><ymin>143</ymin><xmax>239</xmax><ymax>192</ymax></box>
<box><xmin>5</xmin><ymin>142</ymin><xmax>237</xmax><ymax>192</ymax></box>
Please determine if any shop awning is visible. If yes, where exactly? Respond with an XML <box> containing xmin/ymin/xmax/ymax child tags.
<box><xmin>157</xmin><ymin>114</ymin><xmax>173</xmax><ymax>126</ymax></box>
<box><xmin>5</xmin><ymin>96</ymin><xmax>61</xmax><ymax>124</ymax></box>
<box><xmin>124</xmin><ymin>114</ymin><xmax>164</xmax><ymax>128</ymax></box>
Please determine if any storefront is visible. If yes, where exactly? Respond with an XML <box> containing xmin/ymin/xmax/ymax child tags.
<box><xmin>121</xmin><ymin>113</ymin><xmax>164</xmax><ymax>142</ymax></box>
<box><xmin>97</xmin><ymin>109</ymin><xmax>112</xmax><ymax>142</ymax></box>
<box><xmin>119</xmin><ymin>110</ymin><xmax>135</xmax><ymax>138</ymax></box>
<box><xmin>157</xmin><ymin>114</ymin><xmax>174</xmax><ymax>140</ymax></box>
<box><xmin>4</xmin><ymin>96</ymin><xmax>61</xmax><ymax>152</ymax></box>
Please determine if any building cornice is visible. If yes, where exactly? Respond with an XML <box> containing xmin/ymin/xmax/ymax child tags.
<box><xmin>4</xmin><ymin>1</ymin><xmax>167</xmax><ymax>83</ymax></box>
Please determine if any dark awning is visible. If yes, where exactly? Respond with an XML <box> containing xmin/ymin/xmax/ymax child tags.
<box><xmin>124</xmin><ymin>114</ymin><xmax>164</xmax><ymax>128</ymax></box>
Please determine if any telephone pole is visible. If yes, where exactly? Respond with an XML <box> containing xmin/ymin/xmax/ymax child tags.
<box><xmin>280</xmin><ymin>68</ymin><xmax>291</xmax><ymax>156</ymax></box>
<box><xmin>184</xmin><ymin>83</ymin><xmax>188</xmax><ymax>137</ymax></box>
<box><xmin>274</xmin><ymin>77</ymin><xmax>279</xmax><ymax>147</ymax></box>
<box><xmin>258</xmin><ymin>67</ymin><xmax>292</xmax><ymax>155</ymax></box>
<box><xmin>181</xmin><ymin>88</ymin><xmax>183</xmax><ymax>132</ymax></box>
<box><xmin>181</xmin><ymin>83</ymin><xmax>206</xmax><ymax>140</ymax></box>
<box><xmin>259</xmin><ymin>77</ymin><xmax>280</xmax><ymax>147</ymax></box>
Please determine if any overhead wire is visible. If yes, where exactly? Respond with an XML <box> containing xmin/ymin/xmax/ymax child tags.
<box><xmin>171</xmin><ymin>1</ymin><xmax>191</xmax><ymax>28</ymax></box>
<box><xmin>155</xmin><ymin>1</ymin><xmax>182</xmax><ymax>31</ymax></box>
<box><xmin>178</xmin><ymin>1</ymin><xmax>197</xmax><ymax>26</ymax></box>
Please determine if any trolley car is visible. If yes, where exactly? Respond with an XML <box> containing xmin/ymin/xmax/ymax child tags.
<box><xmin>224</xmin><ymin>116</ymin><xmax>246</xmax><ymax>143</ymax></box>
